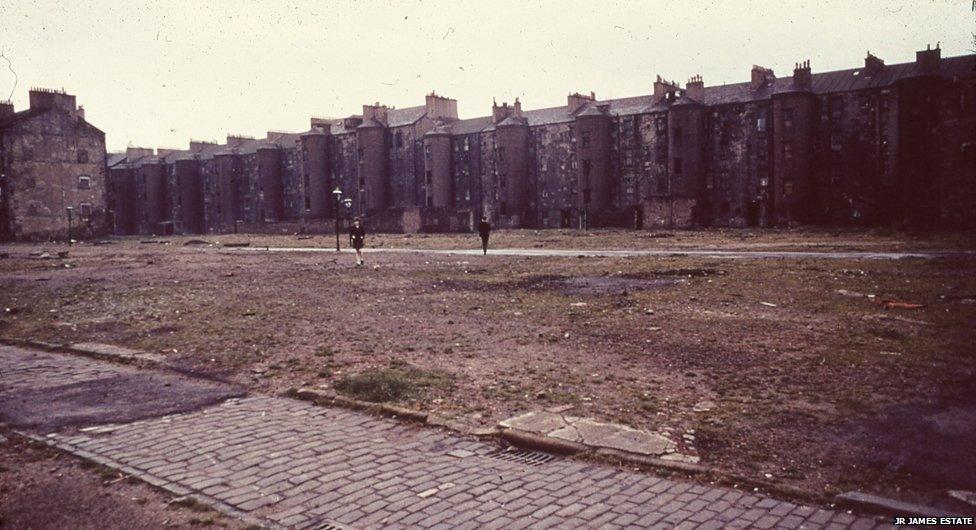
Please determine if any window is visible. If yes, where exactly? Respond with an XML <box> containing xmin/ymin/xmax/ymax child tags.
<box><xmin>582</xmin><ymin>160</ymin><xmax>591</xmax><ymax>178</ymax></box>
<box><xmin>425</xmin><ymin>170</ymin><xmax>432</xmax><ymax>185</ymax></box>
<box><xmin>78</xmin><ymin>176</ymin><xmax>92</xmax><ymax>190</ymax></box>
<box><xmin>783</xmin><ymin>108</ymin><xmax>794</xmax><ymax>130</ymax></box>
<box><xmin>77</xmin><ymin>150</ymin><xmax>89</xmax><ymax>163</ymax></box>
<box><xmin>395</xmin><ymin>131</ymin><xmax>404</xmax><ymax>149</ymax></box>
<box><xmin>500</xmin><ymin>201</ymin><xmax>508</xmax><ymax>215</ymax></box>
<box><xmin>756</xmin><ymin>117</ymin><xmax>767</xmax><ymax>133</ymax></box>
<box><xmin>783</xmin><ymin>142</ymin><xmax>793</xmax><ymax>161</ymax></box>
<box><xmin>304</xmin><ymin>195</ymin><xmax>311</xmax><ymax>210</ymax></box>
<box><xmin>357</xmin><ymin>148</ymin><xmax>364</xmax><ymax>162</ymax></box>
<box><xmin>497</xmin><ymin>146</ymin><xmax>506</xmax><ymax>161</ymax></box>
<box><xmin>80</xmin><ymin>203</ymin><xmax>92</xmax><ymax>218</ymax></box>
<box><xmin>463</xmin><ymin>137</ymin><xmax>470</xmax><ymax>151</ymax></box>
<box><xmin>581</xmin><ymin>131</ymin><xmax>591</xmax><ymax>148</ymax></box>
<box><xmin>655</xmin><ymin>117</ymin><xmax>666</xmax><ymax>134</ymax></box>
<box><xmin>672</xmin><ymin>128</ymin><xmax>682</xmax><ymax>148</ymax></box>
<box><xmin>426</xmin><ymin>195</ymin><xmax>433</xmax><ymax>207</ymax></box>
<box><xmin>830</xmin><ymin>131</ymin><xmax>842</xmax><ymax>151</ymax></box>
<box><xmin>657</xmin><ymin>179</ymin><xmax>667</xmax><ymax>194</ymax></box>
<box><xmin>673</xmin><ymin>158</ymin><xmax>683</xmax><ymax>175</ymax></box>
<box><xmin>829</xmin><ymin>97</ymin><xmax>844</xmax><ymax>120</ymax></box>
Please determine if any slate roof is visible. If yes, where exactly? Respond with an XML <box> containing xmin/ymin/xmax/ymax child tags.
<box><xmin>106</xmin><ymin>152</ymin><xmax>128</xmax><ymax>168</ymax></box>
<box><xmin>448</xmin><ymin>116</ymin><xmax>493</xmax><ymax>135</ymax></box>
<box><xmin>0</xmin><ymin>107</ymin><xmax>49</xmax><ymax>129</ymax></box>
<box><xmin>388</xmin><ymin>105</ymin><xmax>427</xmax><ymax>127</ymax></box>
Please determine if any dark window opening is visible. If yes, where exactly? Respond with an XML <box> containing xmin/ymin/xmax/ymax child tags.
<box><xmin>500</xmin><ymin>201</ymin><xmax>508</xmax><ymax>215</ymax></box>
<box><xmin>783</xmin><ymin>108</ymin><xmax>794</xmax><ymax>129</ymax></box>
<box><xmin>77</xmin><ymin>150</ymin><xmax>89</xmax><ymax>163</ymax></box>
<box><xmin>673</xmin><ymin>158</ymin><xmax>683</xmax><ymax>175</ymax></box>
<box><xmin>672</xmin><ymin>128</ymin><xmax>682</xmax><ymax>148</ymax></box>
<box><xmin>304</xmin><ymin>195</ymin><xmax>311</xmax><ymax>210</ymax></box>
<box><xmin>425</xmin><ymin>170</ymin><xmax>432</xmax><ymax>185</ymax></box>
<box><xmin>78</xmin><ymin>176</ymin><xmax>92</xmax><ymax>190</ymax></box>
<box><xmin>581</xmin><ymin>131</ymin><xmax>591</xmax><ymax>148</ymax></box>
<box><xmin>395</xmin><ymin>131</ymin><xmax>404</xmax><ymax>149</ymax></box>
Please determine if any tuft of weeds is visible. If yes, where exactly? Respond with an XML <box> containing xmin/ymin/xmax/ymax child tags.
<box><xmin>314</xmin><ymin>345</ymin><xmax>335</xmax><ymax>358</ymax></box>
<box><xmin>334</xmin><ymin>364</ymin><xmax>453</xmax><ymax>403</ymax></box>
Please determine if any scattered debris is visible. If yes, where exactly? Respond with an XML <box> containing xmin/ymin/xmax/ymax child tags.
<box><xmin>759</xmin><ymin>301</ymin><xmax>778</xmax><ymax>308</ymax></box>
<box><xmin>222</xmin><ymin>242</ymin><xmax>250</xmax><ymax>248</ymax></box>
<box><xmin>947</xmin><ymin>490</ymin><xmax>976</xmax><ymax>508</ymax></box>
<box><xmin>836</xmin><ymin>289</ymin><xmax>875</xmax><ymax>298</ymax></box>
<box><xmin>692</xmin><ymin>401</ymin><xmax>715</xmax><ymax>412</ymax></box>
<box><xmin>862</xmin><ymin>314</ymin><xmax>930</xmax><ymax>326</ymax></box>
<box><xmin>877</xmin><ymin>299</ymin><xmax>926</xmax><ymax>310</ymax></box>
<box><xmin>182</xmin><ymin>239</ymin><xmax>211</xmax><ymax>246</ymax></box>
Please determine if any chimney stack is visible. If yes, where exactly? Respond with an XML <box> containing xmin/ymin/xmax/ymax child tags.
<box><xmin>189</xmin><ymin>140</ymin><xmax>216</xmax><ymax>152</ymax></box>
<box><xmin>652</xmin><ymin>75</ymin><xmax>679</xmax><ymax>104</ymax></box>
<box><xmin>425</xmin><ymin>91</ymin><xmax>459</xmax><ymax>122</ymax></box>
<box><xmin>0</xmin><ymin>100</ymin><xmax>13</xmax><ymax>119</ymax></box>
<box><xmin>492</xmin><ymin>98</ymin><xmax>524</xmax><ymax>123</ymax></box>
<box><xmin>567</xmin><ymin>92</ymin><xmax>596</xmax><ymax>113</ymax></box>
<box><xmin>750</xmin><ymin>65</ymin><xmax>775</xmax><ymax>90</ymax></box>
<box><xmin>915</xmin><ymin>43</ymin><xmax>941</xmax><ymax>74</ymax></box>
<box><xmin>361</xmin><ymin>103</ymin><xmax>389</xmax><ymax>125</ymax></box>
<box><xmin>685</xmin><ymin>75</ymin><xmax>704</xmax><ymax>101</ymax></box>
<box><xmin>792</xmin><ymin>60</ymin><xmax>812</xmax><ymax>90</ymax></box>
<box><xmin>864</xmin><ymin>52</ymin><xmax>884</xmax><ymax>76</ymax></box>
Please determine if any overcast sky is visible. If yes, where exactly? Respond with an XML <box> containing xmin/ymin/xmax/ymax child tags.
<box><xmin>2</xmin><ymin>1</ymin><xmax>973</xmax><ymax>151</ymax></box>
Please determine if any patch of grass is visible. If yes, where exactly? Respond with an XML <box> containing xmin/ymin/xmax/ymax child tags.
<box><xmin>314</xmin><ymin>345</ymin><xmax>335</xmax><ymax>357</ymax></box>
<box><xmin>334</xmin><ymin>365</ymin><xmax>453</xmax><ymax>403</ymax></box>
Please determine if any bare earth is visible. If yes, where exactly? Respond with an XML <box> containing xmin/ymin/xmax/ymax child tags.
<box><xmin>2</xmin><ymin>228</ymin><xmax>975</xmax><ymax>511</ymax></box>
<box><xmin>0</xmin><ymin>430</ymin><xmax>249</xmax><ymax>529</ymax></box>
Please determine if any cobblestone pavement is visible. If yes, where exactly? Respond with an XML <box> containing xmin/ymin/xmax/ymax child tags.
<box><xmin>2</xmin><ymin>345</ymin><xmax>891</xmax><ymax>529</ymax></box>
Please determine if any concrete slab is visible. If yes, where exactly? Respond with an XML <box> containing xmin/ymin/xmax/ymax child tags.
<box><xmin>499</xmin><ymin>411</ymin><xmax>685</xmax><ymax>458</ymax></box>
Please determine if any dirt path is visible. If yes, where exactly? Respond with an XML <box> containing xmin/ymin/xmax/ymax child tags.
<box><xmin>231</xmin><ymin>245</ymin><xmax>976</xmax><ymax>260</ymax></box>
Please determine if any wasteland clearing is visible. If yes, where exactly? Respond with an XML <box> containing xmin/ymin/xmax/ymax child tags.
<box><xmin>1</xmin><ymin>229</ymin><xmax>975</xmax><ymax>509</ymax></box>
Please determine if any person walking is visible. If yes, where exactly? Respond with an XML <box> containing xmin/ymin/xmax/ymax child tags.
<box><xmin>478</xmin><ymin>216</ymin><xmax>491</xmax><ymax>255</ymax></box>
<box><xmin>349</xmin><ymin>217</ymin><xmax>366</xmax><ymax>266</ymax></box>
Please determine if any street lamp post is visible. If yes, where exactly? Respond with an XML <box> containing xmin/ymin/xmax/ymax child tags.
<box><xmin>65</xmin><ymin>206</ymin><xmax>74</xmax><ymax>245</ymax></box>
<box><xmin>332</xmin><ymin>187</ymin><xmax>342</xmax><ymax>252</ymax></box>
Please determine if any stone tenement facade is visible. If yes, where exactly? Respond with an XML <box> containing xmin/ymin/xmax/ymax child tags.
<box><xmin>0</xmin><ymin>89</ymin><xmax>108</xmax><ymax>240</ymax></box>
<box><xmin>108</xmin><ymin>46</ymin><xmax>976</xmax><ymax>235</ymax></box>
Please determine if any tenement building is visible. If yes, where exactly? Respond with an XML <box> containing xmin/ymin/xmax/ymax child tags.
<box><xmin>107</xmin><ymin>46</ymin><xmax>976</xmax><ymax>235</ymax></box>
<box><xmin>1</xmin><ymin>89</ymin><xmax>108</xmax><ymax>240</ymax></box>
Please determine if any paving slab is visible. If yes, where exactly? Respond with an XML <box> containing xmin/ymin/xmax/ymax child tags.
<box><xmin>500</xmin><ymin>410</ymin><xmax>681</xmax><ymax>458</ymax></box>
